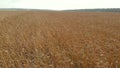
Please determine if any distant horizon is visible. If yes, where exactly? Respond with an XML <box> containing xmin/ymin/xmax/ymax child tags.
<box><xmin>0</xmin><ymin>8</ymin><xmax>120</xmax><ymax>11</ymax></box>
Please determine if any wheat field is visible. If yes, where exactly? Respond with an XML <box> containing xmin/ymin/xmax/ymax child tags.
<box><xmin>0</xmin><ymin>11</ymin><xmax>120</xmax><ymax>68</ymax></box>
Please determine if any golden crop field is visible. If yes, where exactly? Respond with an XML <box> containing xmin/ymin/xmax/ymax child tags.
<box><xmin>0</xmin><ymin>11</ymin><xmax>120</xmax><ymax>68</ymax></box>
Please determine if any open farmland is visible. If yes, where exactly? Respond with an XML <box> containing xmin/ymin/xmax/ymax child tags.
<box><xmin>0</xmin><ymin>11</ymin><xmax>120</xmax><ymax>68</ymax></box>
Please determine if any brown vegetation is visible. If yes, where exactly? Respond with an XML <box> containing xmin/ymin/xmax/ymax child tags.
<box><xmin>0</xmin><ymin>11</ymin><xmax>120</xmax><ymax>68</ymax></box>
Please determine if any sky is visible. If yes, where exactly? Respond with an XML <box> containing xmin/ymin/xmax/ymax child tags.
<box><xmin>0</xmin><ymin>0</ymin><xmax>120</xmax><ymax>10</ymax></box>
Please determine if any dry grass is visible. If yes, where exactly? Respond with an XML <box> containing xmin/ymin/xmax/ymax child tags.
<box><xmin>0</xmin><ymin>11</ymin><xmax>120</xmax><ymax>68</ymax></box>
